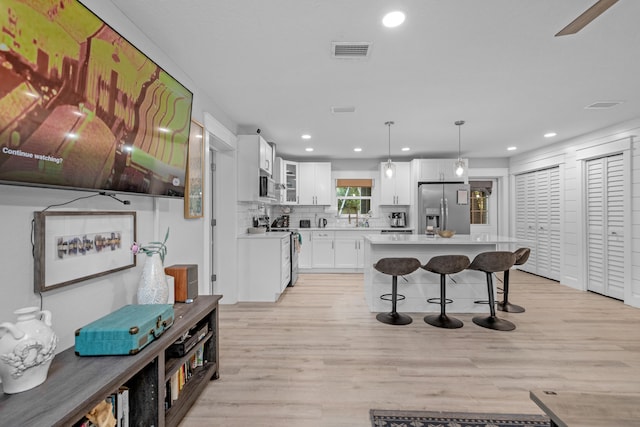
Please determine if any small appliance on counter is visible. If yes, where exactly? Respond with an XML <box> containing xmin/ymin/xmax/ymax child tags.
<box><xmin>317</xmin><ymin>218</ymin><xmax>327</xmax><ymax>228</ymax></box>
<box><xmin>253</xmin><ymin>215</ymin><xmax>270</xmax><ymax>231</ymax></box>
<box><xmin>390</xmin><ymin>212</ymin><xmax>407</xmax><ymax>227</ymax></box>
<box><xmin>271</xmin><ymin>215</ymin><xmax>290</xmax><ymax>229</ymax></box>
<box><xmin>299</xmin><ymin>219</ymin><xmax>311</xmax><ymax>228</ymax></box>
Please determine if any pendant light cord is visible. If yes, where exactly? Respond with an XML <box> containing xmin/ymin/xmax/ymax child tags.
<box><xmin>455</xmin><ymin>120</ymin><xmax>465</xmax><ymax>160</ymax></box>
<box><xmin>385</xmin><ymin>121</ymin><xmax>394</xmax><ymax>160</ymax></box>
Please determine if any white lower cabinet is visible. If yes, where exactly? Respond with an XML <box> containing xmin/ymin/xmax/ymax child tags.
<box><xmin>238</xmin><ymin>234</ymin><xmax>291</xmax><ymax>301</ymax></box>
<box><xmin>298</xmin><ymin>230</ymin><xmax>312</xmax><ymax>268</ymax></box>
<box><xmin>311</xmin><ymin>231</ymin><xmax>334</xmax><ymax>268</ymax></box>
<box><xmin>300</xmin><ymin>230</ymin><xmax>368</xmax><ymax>270</ymax></box>
<box><xmin>334</xmin><ymin>231</ymin><xmax>365</xmax><ymax>268</ymax></box>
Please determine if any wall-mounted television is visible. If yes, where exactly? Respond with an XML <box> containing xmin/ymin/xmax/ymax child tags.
<box><xmin>0</xmin><ymin>0</ymin><xmax>193</xmax><ymax>197</ymax></box>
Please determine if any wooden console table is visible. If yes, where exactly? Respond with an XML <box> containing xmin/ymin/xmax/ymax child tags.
<box><xmin>0</xmin><ymin>296</ymin><xmax>221</xmax><ymax>427</ymax></box>
<box><xmin>530</xmin><ymin>389</ymin><xmax>640</xmax><ymax>427</ymax></box>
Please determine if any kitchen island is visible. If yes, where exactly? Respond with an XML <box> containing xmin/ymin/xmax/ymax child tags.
<box><xmin>363</xmin><ymin>234</ymin><xmax>522</xmax><ymax>313</ymax></box>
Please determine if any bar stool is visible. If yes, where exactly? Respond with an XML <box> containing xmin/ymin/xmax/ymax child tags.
<box><xmin>497</xmin><ymin>247</ymin><xmax>530</xmax><ymax>313</ymax></box>
<box><xmin>374</xmin><ymin>257</ymin><xmax>421</xmax><ymax>325</ymax></box>
<box><xmin>422</xmin><ymin>255</ymin><xmax>470</xmax><ymax>329</ymax></box>
<box><xmin>468</xmin><ymin>251</ymin><xmax>517</xmax><ymax>331</ymax></box>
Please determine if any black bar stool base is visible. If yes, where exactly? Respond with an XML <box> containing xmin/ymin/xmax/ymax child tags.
<box><xmin>497</xmin><ymin>302</ymin><xmax>525</xmax><ymax>313</ymax></box>
<box><xmin>424</xmin><ymin>314</ymin><xmax>463</xmax><ymax>329</ymax></box>
<box><xmin>472</xmin><ymin>315</ymin><xmax>516</xmax><ymax>331</ymax></box>
<box><xmin>376</xmin><ymin>312</ymin><xmax>413</xmax><ymax>325</ymax></box>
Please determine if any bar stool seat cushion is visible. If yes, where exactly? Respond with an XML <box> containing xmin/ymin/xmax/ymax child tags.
<box><xmin>374</xmin><ymin>258</ymin><xmax>421</xmax><ymax>276</ymax></box>
<box><xmin>514</xmin><ymin>247</ymin><xmax>531</xmax><ymax>266</ymax></box>
<box><xmin>423</xmin><ymin>255</ymin><xmax>470</xmax><ymax>275</ymax></box>
<box><xmin>468</xmin><ymin>251</ymin><xmax>516</xmax><ymax>273</ymax></box>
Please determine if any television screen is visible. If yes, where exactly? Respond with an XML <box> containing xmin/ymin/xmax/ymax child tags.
<box><xmin>0</xmin><ymin>0</ymin><xmax>193</xmax><ymax>197</ymax></box>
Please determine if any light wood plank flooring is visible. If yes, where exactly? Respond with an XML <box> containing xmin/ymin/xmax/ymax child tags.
<box><xmin>180</xmin><ymin>271</ymin><xmax>640</xmax><ymax>426</ymax></box>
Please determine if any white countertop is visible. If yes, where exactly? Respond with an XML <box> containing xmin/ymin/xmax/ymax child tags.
<box><xmin>238</xmin><ymin>231</ymin><xmax>291</xmax><ymax>239</ymax></box>
<box><xmin>364</xmin><ymin>233</ymin><xmax>522</xmax><ymax>245</ymax></box>
<box><xmin>298</xmin><ymin>227</ymin><xmax>414</xmax><ymax>232</ymax></box>
<box><xmin>239</xmin><ymin>227</ymin><xmax>415</xmax><ymax>238</ymax></box>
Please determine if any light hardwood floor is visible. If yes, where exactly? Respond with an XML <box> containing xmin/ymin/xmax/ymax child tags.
<box><xmin>180</xmin><ymin>271</ymin><xmax>640</xmax><ymax>426</ymax></box>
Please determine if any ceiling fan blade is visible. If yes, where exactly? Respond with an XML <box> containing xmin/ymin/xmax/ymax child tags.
<box><xmin>555</xmin><ymin>0</ymin><xmax>619</xmax><ymax>36</ymax></box>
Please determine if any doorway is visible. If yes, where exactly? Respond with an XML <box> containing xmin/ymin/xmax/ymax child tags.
<box><xmin>469</xmin><ymin>179</ymin><xmax>498</xmax><ymax>236</ymax></box>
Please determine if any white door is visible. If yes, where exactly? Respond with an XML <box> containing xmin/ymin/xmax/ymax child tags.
<box><xmin>209</xmin><ymin>147</ymin><xmax>216</xmax><ymax>294</ymax></box>
<box><xmin>469</xmin><ymin>179</ymin><xmax>498</xmax><ymax>236</ymax></box>
<box><xmin>586</xmin><ymin>154</ymin><xmax>625</xmax><ymax>299</ymax></box>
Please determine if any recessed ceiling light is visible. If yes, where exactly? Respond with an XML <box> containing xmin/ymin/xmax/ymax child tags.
<box><xmin>305</xmin><ymin>147</ymin><xmax>314</xmax><ymax>152</ymax></box>
<box><xmin>544</xmin><ymin>132</ymin><xmax>557</xmax><ymax>138</ymax></box>
<box><xmin>401</xmin><ymin>147</ymin><xmax>410</xmax><ymax>152</ymax></box>
<box><xmin>382</xmin><ymin>11</ymin><xmax>405</xmax><ymax>28</ymax></box>
<box><xmin>301</xmin><ymin>134</ymin><xmax>311</xmax><ymax>140</ymax></box>
<box><xmin>353</xmin><ymin>147</ymin><xmax>362</xmax><ymax>152</ymax></box>
<box><xmin>507</xmin><ymin>146</ymin><xmax>517</xmax><ymax>151</ymax></box>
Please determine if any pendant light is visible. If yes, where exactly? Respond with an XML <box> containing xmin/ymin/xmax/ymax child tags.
<box><xmin>384</xmin><ymin>121</ymin><xmax>396</xmax><ymax>179</ymax></box>
<box><xmin>454</xmin><ymin>120</ymin><xmax>466</xmax><ymax>177</ymax></box>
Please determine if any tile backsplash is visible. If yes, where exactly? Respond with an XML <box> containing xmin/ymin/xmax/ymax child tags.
<box><xmin>237</xmin><ymin>202</ymin><xmax>408</xmax><ymax>234</ymax></box>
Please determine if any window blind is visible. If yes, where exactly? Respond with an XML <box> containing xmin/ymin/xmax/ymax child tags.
<box><xmin>336</xmin><ymin>179</ymin><xmax>372</xmax><ymax>187</ymax></box>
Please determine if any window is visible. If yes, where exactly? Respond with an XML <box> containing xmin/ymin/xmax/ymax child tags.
<box><xmin>469</xmin><ymin>181</ymin><xmax>492</xmax><ymax>225</ymax></box>
<box><xmin>336</xmin><ymin>179</ymin><xmax>372</xmax><ymax>217</ymax></box>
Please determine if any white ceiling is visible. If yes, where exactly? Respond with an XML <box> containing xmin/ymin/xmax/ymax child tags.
<box><xmin>109</xmin><ymin>0</ymin><xmax>640</xmax><ymax>161</ymax></box>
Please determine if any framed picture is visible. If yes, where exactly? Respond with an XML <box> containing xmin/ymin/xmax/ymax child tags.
<box><xmin>34</xmin><ymin>211</ymin><xmax>137</xmax><ymax>292</ymax></box>
<box><xmin>185</xmin><ymin>119</ymin><xmax>205</xmax><ymax>218</ymax></box>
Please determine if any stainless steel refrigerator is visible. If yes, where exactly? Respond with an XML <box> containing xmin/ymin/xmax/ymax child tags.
<box><xmin>418</xmin><ymin>182</ymin><xmax>471</xmax><ymax>234</ymax></box>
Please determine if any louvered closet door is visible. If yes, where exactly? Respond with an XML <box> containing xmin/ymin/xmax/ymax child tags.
<box><xmin>548</xmin><ymin>167</ymin><xmax>561</xmax><ymax>280</ymax></box>
<box><xmin>524</xmin><ymin>171</ymin><xmax>538</xmax><ymax>272</ymax></box>
<box><xmin>535</xmin><ymin>170</ymin><xmax>552</xmax><ymax>274</ymax></box>
<box><xmin>515</xmin><ymin>175</ymin><xmax>528</xmax><ymax>241</ymax></box>
<box><xmin>514</xmin><ymin>167</ymin><xmax>561</xmax><ymax>279</ymax></box>
<box><xmin>586</xmin><ymin>154</ymin><xmax>625</xmax><ymax>299</ymax></box>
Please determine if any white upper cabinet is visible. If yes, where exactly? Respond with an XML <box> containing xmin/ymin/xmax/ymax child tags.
<box><xmin>418</xmin><ymin>159</ymin><xmax>467</xmax><ymax>182</ymax></box>
<box><xmin>298</xmin><ymin>162</ymin><xmax>332</xmax><ymax>205</ymax></box>
<box><xmin>275</xmin><ymin>158</ymin><xmax>299</xmax><ymax>204</ymax></box>
<box><xmin>237</xmin><ymin>134</ymin><xmax>275</xmax><ymax>202</ymax></box>
<box><xmin>259</xmin><ymin>137</ymin><xmax>274</xmax><ymax>175</ymax></box>
<box><xmin>379</xmin><ymin>162</ymin><xmax>411</xmax><ymax>205</ymax></box>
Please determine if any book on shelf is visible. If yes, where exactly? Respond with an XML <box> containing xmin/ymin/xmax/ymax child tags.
<box><xmin>165</xmin><ymin>344</ymin><xmax>207</xmax><ymax>408</ymax></box>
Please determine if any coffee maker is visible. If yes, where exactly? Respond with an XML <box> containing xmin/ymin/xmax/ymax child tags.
<box><xmin>390</xmin><ymin>212</ymin><xmax>407</xmax><ymax>227</ymax></box>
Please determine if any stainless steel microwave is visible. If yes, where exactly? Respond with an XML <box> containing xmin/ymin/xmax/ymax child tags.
<box><xmin>259</xmin><ymin>176</ymin><xmax>275</xmax><ymax>199</ymax></box>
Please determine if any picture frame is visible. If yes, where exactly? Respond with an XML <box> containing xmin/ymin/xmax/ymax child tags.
<box><xmin>185</xmin><ymin>119</ymin><xmax>205</xmax><ymax>218</ymax></box>
<box><xmin>34</xmin><ymin>211</ymin><xmax>137</xmax><ymax>292</ymax></box>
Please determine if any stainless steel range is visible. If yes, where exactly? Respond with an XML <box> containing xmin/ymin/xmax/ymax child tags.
<box><xmin>270</xmin><ymin>226</ymin><xmax>299</xmax><ymax>286</ymax></box>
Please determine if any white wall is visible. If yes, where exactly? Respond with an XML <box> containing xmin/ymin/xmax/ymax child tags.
<box><xmin>509</xmin><ymin>118</ymin><xmax>640</xmax><ymax>308</ymax></box>
<box><xmin>0</xmin><ymin>0</ymin><xmax>237</xmax><ymax>352</ymax></box>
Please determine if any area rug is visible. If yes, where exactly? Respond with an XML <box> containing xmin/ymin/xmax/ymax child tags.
<box><xmin>370</xmin><ymin>409</ymin><xmax>550</xmax><ymax>427</ymax></box>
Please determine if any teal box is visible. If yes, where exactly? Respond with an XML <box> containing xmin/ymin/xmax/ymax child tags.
<box><xmin>75</xmin><ymin>304</ymin><xmax>174</xmax><ymax>356</ymax></box>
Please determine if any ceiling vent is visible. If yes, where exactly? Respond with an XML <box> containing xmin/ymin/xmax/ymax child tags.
<box><xmin>585</xmin><ymin>101</ymin><xmax>624</xmax><ymax>109</ymax></box>
<box><xmin>331</xmin><ymin>42</ymin><xmax>371</xmax><ymax>59</ymax></box>
<box><xmin>331</xmin><ymin>106</ymin><xmax>356</xmax><ymax>113</ymax></box>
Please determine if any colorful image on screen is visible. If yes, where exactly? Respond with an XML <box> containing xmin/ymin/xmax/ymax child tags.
<box><xmin>0</xmin><ymin>0</ymin><xmax>193</xmax><ymax>197</ymax></box>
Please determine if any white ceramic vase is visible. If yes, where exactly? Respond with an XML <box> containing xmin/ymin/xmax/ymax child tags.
<box><xmin>0</xmin><ymin>307</ymin><xmax>58</xmax><ymax>394</ymax></box>
<box><xmin>137</xmin><ymin>253</ymin><xmax>169</xmax><ymax>304</ymax></box>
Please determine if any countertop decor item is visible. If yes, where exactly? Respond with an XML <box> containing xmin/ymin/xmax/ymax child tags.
<box><xmin>437</xmin><ymin>229</ymin><xmax>456</xmax><ymax>238</ymax></box>
<box><xmin>0</xmin><ymin>307</ymin><xmax>58</xmax><ymax>394</ymax></box>
<box><xmin>132</xmin><ymin>229</ymin><xmax>170</xmax><ymax>304</ymax></box>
